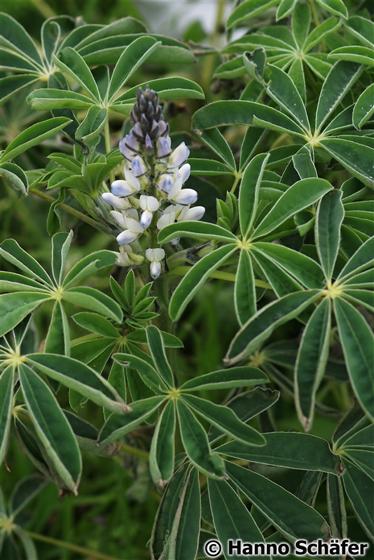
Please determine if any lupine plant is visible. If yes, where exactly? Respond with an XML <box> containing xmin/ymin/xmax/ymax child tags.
<box><xmin>0</xmin><ymin>1</ymin><xmax>373</xmax><ymax>558</ymax></box>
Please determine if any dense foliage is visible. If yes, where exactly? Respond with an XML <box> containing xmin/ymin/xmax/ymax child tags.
<box><xmin>0</xmin><ymin>1</ymin><xmax>373</xmax><ymax>558</ymax></box>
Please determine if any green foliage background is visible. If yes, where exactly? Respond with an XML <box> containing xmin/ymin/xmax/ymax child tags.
<box><xmin>0</xmin><ymin>0</ymin><xmax>373</xmax><ymax>559</ymax></box>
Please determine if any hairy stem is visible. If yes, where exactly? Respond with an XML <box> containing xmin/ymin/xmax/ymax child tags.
<box><xmin>25</xmin><ymin>531</ymin><xmax>124</xmax><ymax>560</ymax></box>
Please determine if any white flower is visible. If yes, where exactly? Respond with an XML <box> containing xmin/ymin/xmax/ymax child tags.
<box><xmin>116</xmin><ymin>215</ymin><xmax>144</xmax><ymax>245</ymax></box>
<box><xmin>146</xmin><ymin>248</ymin><xmax>165</xmax><ymax>279</ymax></box>
<box><xmin>157</xmin><ymin>205</ymin><xmax>178</xmax><ymax>230</ymax></box>
<box><xmin>178</xmin><ymin>205</ymin><xmax>205</xmax><ymax>221</ymax></box>
<box><xmin>168</xmin><ymin>185</ymin><xmax>198</xmax><ymax>205</ymax></box>
<box><xmin>178</xmin><ymin>163</ymin><xmax>191</xmax><ymax>183</ymax></box>
<box><xmin>101</xmin><ymin>192</ymin><xmax>130</xmax><ymax>210</ymax></box>
<box><xmin>131</xmin><ymin>155</ymin><xmax>147</xmax><ymax>177</ymax></box>
<box><xmin>157</xmin><ymin>136</ymin><xmax>172</xmax><ymax>158</ymax></box>
<box><xmin>110</xmin><ymin>210</ymin><xmax>127</xmax><ymax>228</ymax></box>
<box><xmin>157</xmin><ymin>173</ymin><xmax>174</xmax><ymax>194</ymax></box>
<box><xmin>117</xmin><ymin>245</ymin><xmax>132</xmax><ymax>266</ymax></box>
<box><xmin>139</xmin><ymin>195</ymin><xmax>160</xmax><ymax>228</ymax></box>
<box><xmin>111</xmin><ymin>180</ymin><xmax>133</xmax><ymax>197</ymax></box>
<box><xmin>168</xmin><ymin>142</ymin><xmax>189</xmax><ymax>168</ymax></box>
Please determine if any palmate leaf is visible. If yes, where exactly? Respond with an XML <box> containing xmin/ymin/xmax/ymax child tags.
<box><xmin>234</xmin><ymin>249</ymin><xmax>256</xmax><ymax>324</ymax></box>
<box><xmin>295</xmin><ymin>298</ymin><xmax>331</xmax><ymax>431</ymax></box>
<box><xmin>150</xmin><ymin>400</ymin><xmax>176</xmax><ymax>486</ymax></box>
<box><xmin>208</xmin><ymin>479</ymin><xmax>267</xmax><ymax>560</ymax></box>
<box><xmin>227</xmin><ymin>462</ymin><xmax>331</xmax><ymax>540</ymax></box>
<box><xmin>226</xmin><ymin>291</ymin><xmax>320</xmax><ymax>365</ymax></box>
<box><xmin>177</xmin><ymin>400</ymin><xmax>226</xmax><ymax>479</ymax></box>
<box><xmin>316</xmin><ymin>190</ymin><xmax>344</xmax><ymax>281</ymax></box>
<box><xmin>19</xmin><ymin>364</ymin><xmax>82</xmax><ymax>494</ymax></box>
<box><xmin>220</xmin><ymin>432</ymin><xmax>339</xmax><ymax>473</ymax></box>
<box><xmin>342</xmin><ymin>463</ymin><xmax>374</xmax><ymax>540</ymax></box>
<box><xmin>334</xmin><ymin>298</ymin><xmax>374</xmax><ymax>421</ymax></box>
<box><xmin>0</xmin><ymin>366</ymin><xmax>14</xmax><ymax>465</ymax></box>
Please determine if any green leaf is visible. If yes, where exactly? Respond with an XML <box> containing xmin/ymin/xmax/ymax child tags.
<box><xmin>200</xmin><ymin>128</ymin><xmax>236</xmax><ymax>170</ymax></box>
<box><xmin>277</xmin><ymin>0</ymin><xmax>297</xmax><ymax>20</ymax></box>
<box><xmin>193</xmin><ymin>101</ymin><xmax>305</xmax><ymax>136</ymax></box>
<box><xmin>19</xmin><ymin>364</ymin><xmax>82</xmax><ymax>494</ymax></box>
<box><xmin>169</xmin><ymin>244</ymin><xmax>237</xmax><ymax>321</ymax></box>
<box><xmin>189</xmin><ymin>158</ymin><xmax>233</xmax><ymax>176</ymax></box>
<box><xmin>108</xmin><ymin>36</ymin><xmax>159</xmax><ymax>100</ymax></box>
<box><xmin>168</xmin><ymin>468</ymin><xmax>201</xmax><ymax>560</ymax></box>
<box><xmin>327</xmin><ymin>474</ymin><xmax>347</xmax><ymax>538</ymax></box>
<box><xmin>316</xmin><ymin>0</ymin><xmax>348</xmax><ymax>18</ymax></box>
<box><xmin>146</xmin><ymin>326</ymin><xmax>174</xmax><ymax>388</ymax></box>
<box><xmin>292</xmin><ymin>2</ymin><xmax>311</xmax><ymax>47</ymax></box>
<box><xmin>227</xmin><ymin>0</ymin><xmax>278</xmax><ymax>29</ymax></box>
<box><xmin>0</xmin><ymin>292</ymin><xmax>50</xmax><ymax>336</ymax></box>
<box><xmin>150</xmin><ymin>400</ymin><xmax>176</xmax><ymax>486</ymax></box>
<box><xmin>184</xmin><ymin>394</ymin><xmax>265</xmax><ymax>446</ymax></box>
<box><xmin>341</xmin><ymin>424</ymin><xmax>374</xmax><ymax>449</ymax></box>
<box><xmin>56</xmin><ymin>47</ymin><xmax>100</xmax><ymax>100</ymax></box>
<box><xmin>220</xmin><ymin>432</ymin><xmax>338</xmax><ymax>473</ymax></box>
<box><xmin>343</xmin><ymin>463</ymin><xmax>374</xmax><ymax>539</ymax></box>
<box><xmin>116</xmin><ymin>76</ymin><xmax>204</xmax><ymax>103</ymax></box>
<box><xmin>292</xmin><ymin>147</ymin><xmax>317</xmax><ymax>178</ymax></box>
<box><xmin>253</xmin><ymin>243</ymin><xmax>325</xmax><ymax>288</ymax></box>
<box><xmin>114</xmin><ymin>352</ymin><xmax>167</xmax><ymax>393</ymax></box>
<box><xmin>253</xmin><ymin>178</ymin><xmax>332</xmax><ymax>238</ymax></box>
<box><xmin>158</xmin><ymin>221</ymin><xmax>236</xmax><ymax>244</ymax></box>
<box><xmin>208</xmin><ymin>479</ymin><xmax>265</xmax><ymax>560</ymax></box>
<box><xmin>334</xmin><ymin>298</ymin><xmax>374</xmax><ymax>421</ymax></box>
<box><xmin>239</xmin><ymin>153</ymin><xmax>269</xmax><ymax>237</ymax></box>
<box><xmin>51</xmin><ymin>231</ymin><xmax>73</xmax><ymax>286</ymax></box>
<box><xmin>0</xmin><ymin>117</ymin><xmax>71</xmax><ymax>163</ymax></box>
<box><xmin>338</xmin><ymin>236</ymin><xmax>374</xmax><ymax>280</ymax></box>
<box><xmin>98</xmin><ymin>396</ymin><xmax>164</xmax><ymax>444</ymax></box>
<box><xmin>316</xmin><ymin>190</ymin><xmax>344</xmax><ymax>280</ymax></box>
<box><xmin>0</xmin><ymin>366</ymin><xmax>14</xmax><ymax>466</ymax></box>
<box><xmin>73</xmin><ymin>312</ymin><xmax>119</xmax><ymax>338</ymax></box>
<box><xmin>320</xmin><ymin>138</ymin><xmax>374</xmax><ymax>187</ymax></box>
<box><xmin>304</xmin><ymin>17</ymin><xmax>341</xmax><ymax>52</ymax></box>
<box><xmin>181</xmin><ymin>366</ymin><xmax>267</xmax><ymax>393</ymax></box>
<box><xmin>63</xmin><ymin>287</ymin><xmax>123</xmax><ymax>323</ymax></box>
<box><xmin>0</xmin><ymin>239</ymin><xmax>52</xmax><ymax>285</ymax></box>
<box><xmin>315</xmin><ymin>61</ymin><xmax>361</xmax><ymax>131</ymax></box>
<box><xmin>295</xmin><ymin>298</ymin><xmax>331</xmax><ymax>431</ymax></box>
<box><xmin>10</xmin><ymin>475</ymin><xmax>47</xmax><ymax>518</ymax></box>
<box><xmin>353</xmin><ymin>84</ymin><xmax>374</xmax><ymax>129</ymax></box>
<box><xmin>28</xmin><ymin>88</ymin><xmax>94</xmax><ymax>111</ymax></box>
<box><xmin>226</xmin><ymin>291</ymin><xmax>319</xmax><ymax>365</ymax></box>
<box><xmin>0</xmin><ymin>74</ymin><xmax>38</xmax><ymax>104</ymax></box>
<box><xmin>0</xmin><ymin>162</ymin><xmax>28</xmax><ymax>194</ymax></box>
<box><xmin>0</xmin><ymin>13</ymin><xmax>42</xmax><ymax>64</ymax></box>
<box><xmin>62</xmin><ymin>250</ymin><xmax>117</xmax><ymax>287</ymax></box>
<box><xmin>27</xmin><ymin>353</ymin><xmax>127</xmax><ymax>414</ymax></box>
<box><xmin>267</xmin><ymin>65</ymin><xmax>310</xmax><ymax>131</ymax></box>
<box><xmin>177</xmin><ymin>400</ymin><xmax>226</xmax><ymax>479</ymax></box>
<box><xmin>252</xmin><ymin>250</ymin><xmax>303</xmax><ymax>297</ymax></box>
<box><xmin>76</xmin><ymin>106</ymin><xmax>107</xmax><ymax>143</ymax></box>
<box><xmin>227</xmin><ymin>462</ymin><xmax>330</xmax><ymax>540</ymax></box>
<box><xmin>235</xmin><ymin>250</ymin><xmax>256</xmax><ymax>325</ymax></box>
<box><xmin>45</xmin><ymin>302</ymin><xmax>70</xmax><ymax>355</ymax></box>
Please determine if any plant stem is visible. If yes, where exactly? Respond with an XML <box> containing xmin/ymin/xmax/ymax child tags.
<box><xmin>118</xmin><ymin>443</ymin><xmax>149</xmax><ymax>460</ymax></box>
<box><xmin>25</xmin><ymin>531</ymin><xmax>124</xmax><ymax>560</ymax></box>
<box><xmin>30</xmin><ymin>0</ymin><xmax>55</xmax><ymax>18</ymax></box>
<box><xmin>29</xmin><ymin>188</ymin><xmax>105</xmax><ymax>232</ymax></box>
<box><xmin>230</xmin><ymin>172</ymin><xmax>242</xmax><ymax>193</ymax></box>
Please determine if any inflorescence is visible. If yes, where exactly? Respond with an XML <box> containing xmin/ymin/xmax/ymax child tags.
<box><xmin>101</xmin><ymin>88</ymin><xmax>205</xmax><ymax>278</ymax></box>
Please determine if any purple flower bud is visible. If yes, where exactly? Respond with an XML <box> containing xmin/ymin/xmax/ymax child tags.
<box><xmin>131</xmin><ymin>156</ymin><xmax>147</xmax><ymax>177</ymax></box>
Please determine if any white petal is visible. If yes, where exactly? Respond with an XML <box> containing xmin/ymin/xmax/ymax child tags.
<box><xmin>157</xmin><ymin>211</ymin><xmax>176</xmax><ymax>230</ymax></box>
<box><xmin>168</xmin><ymin>142</ymin><xmax>189</xmax><ymax>168</ymax></box>
<box><xmin>150</xmin><ymin>261</ymin><xmax>162</xmax><ymax>279</ymax></box>
<box><xmin>111</xmin><ymin>180</ymin><xmax>132</xmax><ymax>197</ymax></box>
<box><xmin>180</xmin><ymin>205</ymin><xmax>205</xmax><ymax>221</ymax></box>
<box><xmin>157</xmin><ymin>174</ymin><xmax>174</xmax><ymax>193</ymax></box>
<box><xmin>173</xmin><ymin>188</ymin><xmax>198</xmax><ymax>205</ymax></box>
<box><xmin>110</xmin><ymin>210</ymin><xmax>127</xmax><ymax>228</ymax></box>
<box><xmin>131</xmin><ymin>156</ymin><xmax>147</xmax><ymax>177</ymax></box>
<box><xmin>140</xmin><ymin>210</ymin><xmax>153</xmax><ymax>228</ymax></box>
<box><xmin>178</xmin><ymin>163</ymin><xmax>191</xmax><ymax>183</ymax></box>
<box><xmin>139</xmin><ymin>195</ymin><xmax>160</xmax><ymax>212</ymax></box>
<box><xmin>126</xmin><ymin>217</ymin><xmax>144</xmax><ymax>233</ymax></box>
<box><xmin>102</xmin><ymin>192</ymin><xmax>129</xmax><ymax>210</ymax></box>
<box><xmin>124</xmin><ymin>167</ymin><xmax>141</xmax><ymax>191</ymax></box>
<box><xmin>116</xmin><ymin>230</ymin><xmax>139</xmax><ymax>245</ymax></box>
<box><xmin>146</xmin><ymin>248</ymin><xmax>165</xmax><ymax>262</ymax></box>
